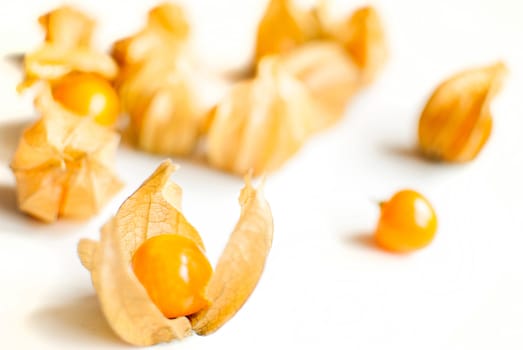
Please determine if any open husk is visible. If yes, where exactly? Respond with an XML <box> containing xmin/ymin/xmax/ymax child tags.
<box><xmin>19</xmin><ymin>6</ymin><xmax>118</xmax><ymax>91</ymax></box>
<box><xmin>418</xmin><ymin>62</ymin><xmax>507</xmax><ymax>162</ymax></box>
<box><xmin>78</xmin><ymin>160</ymin><xmax>273</xmax><ymax>345</ymax></box>
<box><xmin>10</xmin><ymin>87</ymin><xmax>122</xmax><ymax>222</ymax></box>
<box><xmin>190</xmin><ymin>175</ymin><xmax>273</xmax><ymax>334</ymax></box>
<box><xmin>205</xmin><ymin>57</ymin><xmax>316</xmax><ymax>176</ymax></box>
<box><xmin>114</xmin><ymin>3</ymin><xmax>206</xmax><ymax>156</ymax></box>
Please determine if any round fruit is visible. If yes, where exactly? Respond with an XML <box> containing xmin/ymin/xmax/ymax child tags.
<box><xmin>132</xmin><ymin>234</ymin><xmax>213</xmax><ymax>318</ymax></box>
<box><xmin>374</xmin><ymin>189</ymin><xmax>438</xmax><ymax>253</ymax></box>
<box><xmin>52</xmin><ymin>72</ymin><xmax>119</xmax><ymax>127</ymax></box>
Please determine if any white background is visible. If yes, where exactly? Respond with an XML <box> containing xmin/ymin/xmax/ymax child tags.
<box><xmin>1</xmin><ymin>0</ymin><xmax>523</xmax><ymax>349</ymax></box>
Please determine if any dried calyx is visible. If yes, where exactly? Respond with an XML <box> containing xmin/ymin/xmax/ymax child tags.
<box><xmin>280</xmin><ymin>41</ymin><xmax>361</xmax><ymax>131</ymax></box>
<box><xmin>19</xmin><ymin>6</ymin><xmax>117</xmax><ymax>91</ymax></box>
<box><xmin>112</xmin><ymin>2</ymin><xmax>189</xmax><ymax>66</ymax></box>
<box><xmin>255</xmin><ymin>0</ymin><xmax>387</xmax><ymax>83</ymax></box>
<box><xmin>254</xmin><ymin>1</ymin><xmax>387</xmax><ymax>132</ymax></box>
<box><xmin>205</xmin><ymin>56</ymin><xmax>315</xmax><ymax>176</ymax></box>
<box><xmin>110</xmin><ymin>2</ymin><xmax>387</xmax><ymax>176</ymax></box>
<box><xmin>255</xmin><ymin>0</ymin><xmax>322</xmax><ymax>61</ymax></box>
<box><xmin>418</xmin><ymin>62</ymin><xmax>507</xmax><ymax>162</ymax></box>
<box><xmin>10</xmin><ymin>87</ymin><xmax>122</xmax><ymax>222</ymax></box>
<box><xmin>203</xmin><ymin>3</ymin><xmax>388</xmax><ymax>175</ymax></box>
<box><xmin>78</xmin><ymin>160</ymin><xmax>273</xmax><ymax>345</ymax></box>
<box><xmin>114</xmin><ymin>3</ymin><xmax>209</xmax><ymax>156</ymax></box>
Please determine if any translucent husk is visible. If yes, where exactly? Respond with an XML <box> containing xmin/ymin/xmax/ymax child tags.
<box><xmin>254</xmin><ymin>4</ymin><xmax>387</xmax><ymax>134</ymax></box>
<box><xmin>280</xmin><ymin>41</ymin><xmax>361</xmax><ymax>131</ymax></box>
<box><xmin>255</xmin><ymin>1</ymin><xmax>387</xmax><ymax>85</ymax></box>
<box><xmin>418</xmin><ymin>62</ymin><xmax>507</xmax><ymax>162</ymax></box>
<box><xmin>205</xmin><ymin>57</ymin><xmax>316</xmax><ymax>176</ymax></box>
<box><xmin>255</xmin><ymin>0</ymin><xmax>322</xmax><ymax>61</ymax></box>
<box><xmin>10</xmin><ymin>87</ymin><xmax>122</xmax><ymax>222</ymax></box>
<box><xmin>112</xmin><ymin>2</ymin><xmax>189</xmax><ymax>67</ymax></box>
<box><xmin>329</xmin><ymin>6</ymin><xmax>388</xmax><ymax>84</ymax></box>
<box><xmin>190</xmin><ymin>174</ymin><xmax>273</xmax><ymax>335</ymax></box>
<box><xmin>113</xmin><ymin>3</ymin><xmax>205</xmax><ymax>156</ymax></box>
<box><xmin>38</xmin><ymin>5</ymin><xmax>95</xmax><ymax>49</ymax></box>
<box><xmin>118</xmin><ymin>55</ymin><xmax>205</xmax><ymax>156</ymax></box>
<box><xmin>19</xmin><ymin>6</ymin><xmax>118</xmax><ymax>91</ymax></box>
<box><xmin>78</xmin><ymin>160</ymin><xmax>273</xmax><ymax>345</ymax></box>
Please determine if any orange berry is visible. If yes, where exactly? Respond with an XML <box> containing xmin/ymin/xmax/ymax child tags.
<box><xmin>52</xmin><ymin>72</ymin><xmax>119</xmax><ymax>127</ymax></box>
<box><xmin>374</xmin><ymin>189</ymin><xmax>437</xmax><ymax>253</ymax></box>
<box><xmin>132</xmin><ymin>234</ymin><xmax>213</xmax><ymax>318</ymax></box>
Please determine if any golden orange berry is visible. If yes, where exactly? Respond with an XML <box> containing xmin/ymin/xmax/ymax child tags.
<box><xmin>52</xmin><ymin>72</ymin><xmax>119</xmax><ymax>127</ymax></box>
<box><xmin>374</xmin><ymin>190</ymin><xmax>437</xmax><ymax>253</ymax></box>
<box><xmin>132</xmin><ymin>234</ymin><xmax>213</xmax><ymax>319</ymax></box>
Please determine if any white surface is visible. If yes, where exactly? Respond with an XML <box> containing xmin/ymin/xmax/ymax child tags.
<box><xmin>1</xmin><ymin>0</ymin><xmax>523</xmax><ymax>349</ymax></box>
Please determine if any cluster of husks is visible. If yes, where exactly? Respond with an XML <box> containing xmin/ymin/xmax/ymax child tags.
<box><xmin>8</xmin><ymin>2</ymin><xmax>508</xmax><ymax>348</ymax></box>
<box><xmin>114</xmin><ymin>1</ymin><xmax>387</xmax><ymax>176</ymax></box>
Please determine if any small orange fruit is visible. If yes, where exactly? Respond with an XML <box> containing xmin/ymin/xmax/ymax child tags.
<box><xmin>374</xmin><ymin>189</ymin><xmax>437</xmax><ymax>253</ymax></box>
<box><xmin>132</xmin><ymin>234</ymin><xmax>213</xmax><ymax>318</ymax></box>
<box><xmin>52</xmin><ymin>72</ymin><xmax>119</xmax><ymax>127</ymax></box>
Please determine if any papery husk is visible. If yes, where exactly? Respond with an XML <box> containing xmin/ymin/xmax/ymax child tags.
<box><xmin>190</xmin><ymin>175</ymin><xmax>273</xmax><ymax>334</ymax></box>
<box><xmin>330</xmin><ymin>6</ymin><xmax>387</xmax><ymax>84</ymax></box>
<box><xmin>21</xmin><ymin>45</ymin><xmax>118</xmax><ymax>88</ymax></box>
<box><xmin>252</xmin><ymin>4</ymin><xmax>386</xmax><ymax>135</ymax></box>
<box><xmin>10</xmin><ymin>87</ymin><xmax>122</xmax><ymax>222</ymax></box>
<box><xmin>255</xmin><ymin>0</ymin><xmax>321</xmax><ymax>61</ymax></box>
<box><xmin>19</xmin><ymin>6</ymin><xmax>118</xmax><ymax>91</ymax></box>
<box><xmin>113</xmin><ymin>3</ymin><xmax>203</xmax><ymax>156</ymax></box>
<box><xmin>78</xmin><ymin>160</ymin><xmax>273</xmax><ymax>344</ymax></box>
<box><xmin>281</xmin><ymin>41</ymin><xmax>361</xmax><ymax>131</ymax></box>
<box><xmin>418</xmin><ymin>62</ymin><xmax>507</xmax><ymax>162</ymax></box>
<box><xmin>38</xmin><ymin>5</ymin><xmax>95</xmax><ymax>48</ymax></box>
<box><xmin>206</xmin><ymin>56</ymin><xmax>315</xmax><ymax>176</ymax></box>
<box><xmin>77</xmin><ymin>161</ymin><xmax>195</xmax><ymax>346</ymax></box>
<box><xmin>118</xmin><ymin>55</ymin><xmax>205</xmax><ymax>156</ymax></box>
<box><xmin>112</xmin><ymin>2</ymin><xmax>189</xmax><ymax>67</ymax></box>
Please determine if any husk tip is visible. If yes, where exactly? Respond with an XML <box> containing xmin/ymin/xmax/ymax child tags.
<box><xmin>491</xmin><ymin>61</ymin><xmax>508</xmax><ymax>79</ymax></box>
<box><xmin>158</xmin><ymin>158</ymin><xmax>180</xmax><ymax>175</ymax></box>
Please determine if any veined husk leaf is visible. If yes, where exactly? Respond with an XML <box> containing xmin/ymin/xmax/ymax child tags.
<box><xmin>190</xmin><ymin>175</ymin><xmax>273</xmax><ymax>334</ymax></box>
<box><xmin>329</xmin><ymin>6</ymin><xmax>387</xmax><ymax>84</ymax></box>
<box><xmin>77</xmin><ymin>161</ymin><xmax>196</xmax><ymax>346</ymax></box>
<box><xmin>281</xmin><ymin>41</ymin><xmax>361</xmax><ymax>131</ymax></box>
<box><xmin>77</xmin><ymin>159</ymin><xmax>273</xmax><ymax>345</ymax></box>
<box><xmin>19</xmin><ymin>6</ymin><xmax>118</xmax><ymax>91</ymax></box>
<box><xmin>418</xmin><ymin>62</ymin><xmax>507</xmax><ymax>162</ymax></box>
<box><xmin>10</xmin><ymin>87</ymin><xmax>122</xmax><ymax>222</ymax></box>
<box><xmin>206</xmin><ymin>56</ymin><xmax>316</xmax><ymax>176</ymax></box>
<box><xmin>112</xmin><ymin>2</ymin><xmax>189</xmax><ymax>66</ymax></box>
<box><xmin>255</xmin><ymin>0</ymin><xmax>321</xmax><ymax>61</ymax></box>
